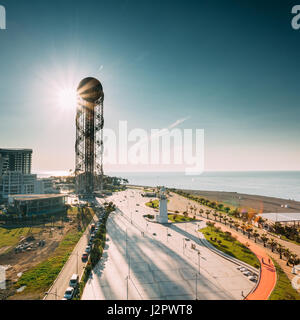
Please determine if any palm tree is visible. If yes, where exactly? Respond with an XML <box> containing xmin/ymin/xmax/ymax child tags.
<box><xmin>253</xmin><ymin>231</ymin><xmax>259</xmax><ymax>243</ymax></box>
<box><xmin>246</xmin><ymin>228</ymin><xmax>253</xmax><ymax>239</ymax></box>
<box><xmin>241</xmin><ymin>223</ymin><xmax>246</xmax><ymax>235</ymax></box>
<box><xmin>199</xmin><ymin>209</ymin><xmax>204</xmax><ymax>217</ymax></box>
<box><xmin>268</xmin><ymin>239</ymin><xmax>277</xmax><ymax>253</ymax></box>
<box><xmin>289</xmin><ymin>254</ymin><xmax>299</xmax><ymax>267</ymax></box>
<box><xmin>284</xmin><ymin>248</ymin><xmax>292</xmax><ymax>266</ymax></box>
<box><xmin>234</xmin><ymin>223</ymin><xmax>240</xmax><ymax>232</ymax></box>
<box><xmin>213</xmin><ymin>211</ymin><xmax>218</xmax><ymax>221</ymax></box>
<box><xmin>277</xmin><ymin>244</ymin><xmax>284</xmax><ymax>259</ymax></box>
<box><xmin>205</xmin><ymin>210</ymin><xmax>211</xmax><ymax>220</ymax></box>
<box><xmin>260</xmin><ymin>234</ymin><xmax>269</xmax><ymax>247</ymax></box>
<box><xmin>229</xmin><ymin>219</ymin><xmax>234</xmax><ymax>228</ymax></box>
<box><xmin>218</xmin><ymin>213</ymin><xmax>223</xmax><ymax>223</ymax></box>
<box><xmin>223</xmin><ymin>217</ymin><xmax>228</xmax><ymax>226</ymax></box>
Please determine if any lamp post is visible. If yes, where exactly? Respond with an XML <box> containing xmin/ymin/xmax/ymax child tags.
<box><xmin>125</xmin><ymin>276</ymin><xmax>129</xmax><ymax>300</ymax></box>
<box><xmin>197</xmin><ymin>251</ymin><xmax>201</xmax><ymax>275</ymax></box>
<box><xmin>195</xmin><ymin>272</ymin><xmax>198</xmax><ymax>300</ymax></box>
<box><xmin>45</xmin><ymin>288</ymin><xmax>58</xmax><ymax>300</ymax></box>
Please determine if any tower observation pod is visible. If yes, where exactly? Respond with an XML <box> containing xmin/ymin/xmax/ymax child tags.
<box><xmin>75</xmin><ymin>77</ymin><xmax>104</xmax><ymax>196</ymax></box>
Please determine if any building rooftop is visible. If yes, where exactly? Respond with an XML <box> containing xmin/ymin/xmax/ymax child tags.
<box><xmin>258</xmin><ymin>212</ymin><xmax>300</xmax><ymax>223</ymax></box>
<box><xmin>9</xmin><ymin>194</ymin><xmax>66</xmax><ymax>201</ymax></box>
<box><xmin>0</xmin><ymin>148</ymin><xmax>32</xmax><ymax>152</ymax></box>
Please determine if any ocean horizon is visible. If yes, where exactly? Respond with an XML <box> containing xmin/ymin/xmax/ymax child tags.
<box><xmin>35</xmin><ymin>170</ymin><xmax>300</xmax><ymax>202</ymax></box>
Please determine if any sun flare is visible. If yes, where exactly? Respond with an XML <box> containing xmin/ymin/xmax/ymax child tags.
<box><xmin>57</xmin><ymin>87</ymin><xmax>77</xmax><ymax>110</ymax></box>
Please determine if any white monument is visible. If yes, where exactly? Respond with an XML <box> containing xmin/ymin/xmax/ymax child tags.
<box><xmin>156</xmin><ymin>187</ymin><xmax>168</xmax><ymax>224</ymax></box>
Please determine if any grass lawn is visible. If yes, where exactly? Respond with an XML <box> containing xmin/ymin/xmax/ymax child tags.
<box><xmin>168</xmin><ymin>214</ymin><xmax>195</xmax><ymax>223</ymax></box>
<box><xmin>146</xmin><ymin>200</ymin><xmax>159</xmax><ymax>209</ymax></box>
<box><xmin>269</xmin><ymin>259</ymin><xmax>300</xmax><ymax>300</ymax></box>
<box><xmin>201</xmin><ymin>225</ymin><xmax>260</xmax><ymax>269</ymax></box>
<box><xmin>0</xmin><ymin>227</ymin><xmax>42</xmax><ymax>252</ymax></box>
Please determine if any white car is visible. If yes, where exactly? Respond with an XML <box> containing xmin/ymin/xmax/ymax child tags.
<box><xmin>63</xmin><ymin>287</ymin><xmax>74</xmax><ymax>300</ymax></box>
<box><xmin>239</xmin><ymin>267</ymin><xmax>247</xmax><ymax>272</ymax></box>
<box><xmin>243</xmin><ymin>271</ymin><xmax>252</xmax><ymax>277</ymax></box>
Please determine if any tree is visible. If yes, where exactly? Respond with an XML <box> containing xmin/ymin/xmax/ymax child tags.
<box><xmin>218</xmin><ymin>213</ymin><xmax>223</xmax><ymax>223</ymax></box>
<box><xmin>246</xmin><ymin>227</ymin><xmax>253</xmax><ymax>239</ymax></box>
<box><xmin>229</xmin><ymin>219</ymin><xmax>234</xmax><ymax>228</ymax></box>
<box><xmin>223</xmin><ymin>217</ymin><xmax>228</xmax><ymax>226</ymax></box>
<box><xmin>253</xmin><ymin>231</ymin><xmax>259</xmax><ymax>243</ymax></box>
<box><xmin>213</xmin><ymin>211</ymin><xmax>218</xmax><ymax>221</ymax></box>
<box><xmin>277</xmin><ymin>244</ymin><xmax>284</xmax><ymax>259</ymax></box>
<box><xmin>199</xmin><ymin>209</ymin><xmax>204</xmax><ymax>217</ymax></box>
<box><xmin>289</xmin><ymin>254</ymin><xmax>299</xmax><ymax>267</ymax></box>
<box><xmin>234</xmin><ymin>223</ymin><xmax>240</xmax><ymax>231</ymax></box>
<box><xmin>217</xmin><ymin>204</ymin><xmax>224</xmax><ymax>211</ymax></box>
<box><xmin>241</xmin><ymin>223</ymin><xmax>246</xmax><ymax>235</ymax></box>
<box><xmin>205</xmin><ymin>210</ymin><xmax>211</xmax><ymax>220</ymax></box>
<box><xmin>232</xmin><ymin>208</ymin><xmax>240</xmax><ymax>218</ymax></box>
<box><xmin>284</xmin><ymin>248</ymin><xmax>292</xmax><ymax>266</ymax></box>
<box><xmin>268</xmin><ymin>239</ymin><xmax>277</xmax><ymax>253</ymax></box>
<box><xmin>224</xmin><ymin>207</ymin><xmax>231</xmax><ymax>214</ymax></box>
<box><xmin>260</xmin><ymin>234</ymin><xmax>269</xmax><ymax>247</ymax></box>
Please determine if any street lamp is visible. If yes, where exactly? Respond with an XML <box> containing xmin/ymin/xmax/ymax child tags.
<box><xmin>195</xmin><ymin>272</ymin><xmax>198</xmax><ymax>300</ymax></box>
<box><xmin>125</xmin><ymin>276</ymin><xmax>129</xmax><ymax>300</ymax></box>
<box><xmin>125</xmin><ymin>228</ymin><xmax>128</xmax><ymax>259</ymax></box>
<box><xmin>45</xmin><ymin>288</ymin><xmax>59</xmax><ymax>300</ymax></box>
<box><xmin>197</xmin><ymin>251</ymin><xmax>201</xmax><ymax>275</ymax></box>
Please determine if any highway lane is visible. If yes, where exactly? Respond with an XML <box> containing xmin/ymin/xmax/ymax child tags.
<box><xmin>82</xmin><ymin>189</ymin><xmax>255</xmax><ymax>300</ymax></box>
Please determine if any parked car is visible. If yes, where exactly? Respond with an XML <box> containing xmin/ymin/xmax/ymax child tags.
<box><xmin>239</xmin><ymin>267</ymin><xmax>247</xmax><ymax>272</ymax></box>
<box><xmin>63</xmin><ymin>287</ymin><xmax>75</xmax><ymax>300</ymax></box>
<box><xmin>81</xmin><ymin>253</ymin><xmax>88</xmax><ymax>261</ymax></box>
<box><xmin>69</xmin><ymin>274</ymin><xmax>79</xmax><ymax>288</ymax></box>
<box><xmin>248</xmin><ymin>275</ymin><xmax>257</xmax><ymax>282</ymax></box>
<box><xmin>243</xmin><ymin>271</ymin><xmax>252</xmax><ymax>277</ymax></box>
<box><xmin>85</xmin><ymin>245</ymin><xmax>91</xmax><ymax>253</ymax></box>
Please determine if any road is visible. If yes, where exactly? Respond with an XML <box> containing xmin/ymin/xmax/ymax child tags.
<box><xmin>82</xmin><ymin>189</ymin><xmax>255</xmax><ymax>300</ymax></box>
<box><xmin>44</xmin><ymin>204</ymin><xmax>100</xmax><ymax>300</ymax></box>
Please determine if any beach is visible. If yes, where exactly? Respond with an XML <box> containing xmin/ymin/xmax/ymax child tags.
<box><xmin>174</xmin><ymin>189</ymin><xmax>300</xmax><ymax>214</ymax></box>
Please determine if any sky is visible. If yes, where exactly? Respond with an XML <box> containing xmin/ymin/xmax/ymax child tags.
<box><xmin>0</xmin><ymin>0</ymin><xmax>300</xmax><ymax>173</ymax></box>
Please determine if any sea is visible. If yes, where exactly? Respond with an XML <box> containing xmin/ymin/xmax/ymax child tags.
<box><xmin>35</xmin><ymin>170</ymin><xmax>300</xmax><ymax>202</ymax></box>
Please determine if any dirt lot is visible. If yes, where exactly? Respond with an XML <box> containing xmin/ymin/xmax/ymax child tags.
<box><xmin>0</xmin><ymin>220</ymin><xmax>76</xmax><ymax>299</ymax></box>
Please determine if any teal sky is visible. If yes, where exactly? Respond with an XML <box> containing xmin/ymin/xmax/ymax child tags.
<box><xmin>0</xmin><ymin>0</ymin><xmax>300</xmax><ymax>173</ymax></box>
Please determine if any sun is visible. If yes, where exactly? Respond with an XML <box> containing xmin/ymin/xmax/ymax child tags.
<box><xmin>57</xmin><ymin>86</ymin><xmax>77</xmax><ymax>110</ymax></box>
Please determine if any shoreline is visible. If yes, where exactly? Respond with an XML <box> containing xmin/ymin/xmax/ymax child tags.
<box><xmin>129</xmin><ymin>184</ymin><xmax>300</xmax><ymax>214</ymax></box>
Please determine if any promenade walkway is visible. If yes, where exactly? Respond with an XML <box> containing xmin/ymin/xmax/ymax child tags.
<box><xmin>207</xmin><ymin>221</ymin><xmax>277</xmax><ymax>300</ymax></box>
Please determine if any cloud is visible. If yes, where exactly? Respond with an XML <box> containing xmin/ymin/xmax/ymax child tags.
<box><xmin>133</xmin><ymin>116</ymin><xmax>190</xmax><ymax>148</ymax></box>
